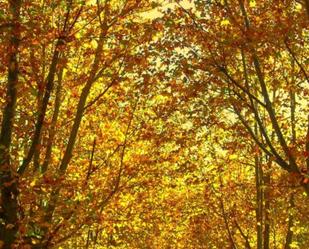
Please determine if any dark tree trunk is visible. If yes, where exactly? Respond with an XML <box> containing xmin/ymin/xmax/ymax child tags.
<box><xmin>263</xmin><ymin>169</ymin><xmax>271</xmax><ymax>249</ymax></box>
<box><xmin>0</xmin><ymin>0</ymin><xmax>22</xmax><ymax>248</ymax></box>
<box><xmin>284</xmin><ymin>194</ymin><xmax>295</xmax><ymax>249</ymax></box>
<box><xmin>254</xmin><ymin>124</ymin><xmax>263</xmax><ymax>249</ymax></box>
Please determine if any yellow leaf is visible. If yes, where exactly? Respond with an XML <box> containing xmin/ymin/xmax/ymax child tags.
<box><xmin>30</xmin><ymin>180</ymin><xmax>36</xmax><ymax>187</ymax></box>
<box><xmin>90</xmin><ymin>40</ymin><xmax>97</xmax><ymax>48</ymax></box>
<box><xmin>75</xmin><ymin>32</ymin><xmax>82</xmax><ymax>39</ymax></box>
<box><xmin>220</xmin><ymin>19</ymin><xmax>230</xmax><ymax>26</ymax></box>
<box><xmin>249</xmin><ymin>0</ymin><xmax>256</xmax><ymax>8</ymax></box>
<box><xmin>229</xmin><ymin>154</ymin><xmax>238</xmax><ymax>160</ymax></box>
<box><xmin>295</xmin><ymin>3</ymin><xmax>302</xmax><ymax>12</ymax></box>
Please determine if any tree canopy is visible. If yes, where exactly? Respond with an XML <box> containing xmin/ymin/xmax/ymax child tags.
<box><xmin>0</xmin><ymin>0</ymin><xmax>308</xmax><ymax>249</ymax></box>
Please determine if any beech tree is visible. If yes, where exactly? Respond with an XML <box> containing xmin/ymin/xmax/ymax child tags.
<box><xmin>0</xmin><ymin>0</ymin><xmax>157</xmax><ymax>248</ymax></box>
<box><xmin>152</xmin><ymin>0</ymin><xmax>309</xmax><ymax>248</ymax></box>
<box><xmin>160</xmin><ymin>0</ymin><xmax>309</xmax><ymax>192</ymax></box>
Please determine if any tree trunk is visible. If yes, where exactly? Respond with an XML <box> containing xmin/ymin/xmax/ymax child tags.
<box><xmin>284</xmin><ymin>194</ymin><xmax>295</xmax><ymax>249</ymax></box>
<box><xmin>0</xmin><ymin>1</ymin><xmax>22</xmax><ymax>248</ymax></box>
<box><xmin>41</xmin><ymin>67</ymin><xmax>64</xmax><ymax>173</ymax></box>
<box><xmin>263</xmin><ymin>167</ymin><xmax>270</xmax><ymax>249</ymax></box>
<box><xmin>254</xmin><ymin>125</ymin><xmax>263</xmax><ymax>249</ymax></box>
<box><xmin>304</xmin><ymin>0</ymin><xmax>309</xmax><ymax>19</ymax></box>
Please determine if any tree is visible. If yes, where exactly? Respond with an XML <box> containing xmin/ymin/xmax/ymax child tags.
<box><xmin>159</xmin><ymin>0</ymin><xmax>309</xmax><ymax>193</ymax></box>
<box><xmin>0</xmin><ymin>0</ymin><xmax>157</xmax><ymax>248</ymax></box>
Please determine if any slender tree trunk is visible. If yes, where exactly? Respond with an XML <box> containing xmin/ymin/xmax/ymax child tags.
<box><xmin>264</xmin><ymin>90</ymin><xmax>277</xmax><ymax>249</ymax></box>
<box><xmin>86</xmin><ymin>228</ymin><xmax>91</xmax><ymax>249</ymax></box>
<box><xmin>284</xmin><ymin>194</ymin><xmax>295</xmax><ymax>249</ymax></box>
<box><xmin>0</xmin><ymin>1</ymin><xmax>22</xmax><ymax>248</ymax></box>
<box><xmin>304</xmin><ymin>0</ymin><xmax>309</xmax><ymax>19</ymax></box>
<box><xmin>254</xmin><ymin>125</ymin><xmax>263</xmax><ymax>249</ymax></box>
<box><xmin>41</xmin><ymin>67</ymin><xmax>64</xmax><ymax>173</ymax></box>
<box><xmin>263</xmin><ymin>167</ymin><xmax>270</xmax><ymax>249</ymax></box>
<box><xmin>235</xmin><ymin>220</ymin><xmax>252</xmax><ymax>249</ymax></box>
<box><xmin>218</xmin><ymin>191</ymin><xmax>237</xmax><ymax>249</ymax></box>
<box><xmin>59</xmin><ymin>30</ymin><xmax>105</xmax><ymax>174</ymax></box>
<box><xmin>284</xmin><ymin>85</ymin><xmax>297</xmax><ymax>249</ymax></box>
<box><xmin>18</xmin><ymin>40</ymin><xmax>62</xmax><ymax>174</ymax></box>
<box><xmin>33</xmin><ymin>87</ymin><xmax>44</xmax><ymax>172</ymax></box>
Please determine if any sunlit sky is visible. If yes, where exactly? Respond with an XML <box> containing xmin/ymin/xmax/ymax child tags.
<box><xmin>144</xmin><ymin>0</ymin><xmax>195</xmax><ymax>19</ymax></box>
<box><xmin>87</xmin><ymin>0</ymin><xmax>195</xmax><ymax>19</ymax></box>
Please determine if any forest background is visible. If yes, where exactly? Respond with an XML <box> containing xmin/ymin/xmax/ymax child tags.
<box><xmin>0</xmin><ymin>0</ymin><xmax>309</xmax><ymax>248</ymax></box>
